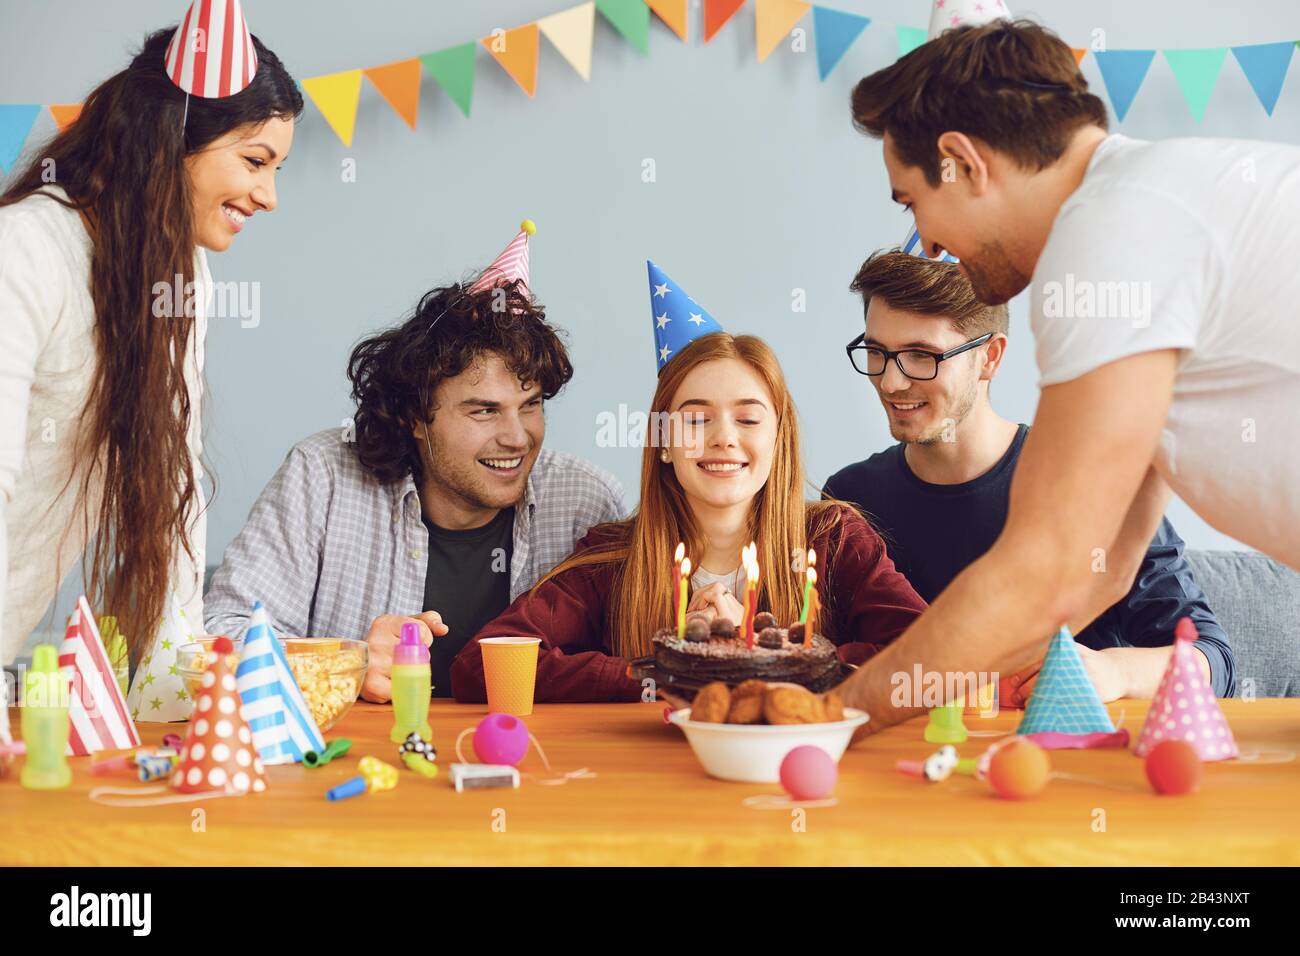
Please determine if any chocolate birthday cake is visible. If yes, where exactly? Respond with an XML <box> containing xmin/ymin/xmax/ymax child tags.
<box><xmin>651</xmin><ymin>612</ymin><xmax>840</xmax><ymax>693</ymax></box>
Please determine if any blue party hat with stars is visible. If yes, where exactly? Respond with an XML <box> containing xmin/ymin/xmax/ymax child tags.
<box><xmin>1016</xmin><ymin>626</ymin><xmax>1116</xmax><ymax>736</ymax></box>
<box><xmin>648</xmin><ymin>260</ymin><xmax>725</xmax><ymax>372</ymax></box>
<box><xmin>901</xmin><ymin>222</ymin><xmax>958</xmax><ymax>263</ymax></box>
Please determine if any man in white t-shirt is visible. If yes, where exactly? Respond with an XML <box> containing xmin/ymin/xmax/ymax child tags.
<box><xmin>836</xmin><ymin>19</ymin><xmax>1300</xmax><ymax>730</ymax></box>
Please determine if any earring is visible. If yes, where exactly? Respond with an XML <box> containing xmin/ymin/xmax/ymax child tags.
<box><xmin>660</xmin><ymin>449</ymin><xmax>671</xmax><ymax>463</ymax></box>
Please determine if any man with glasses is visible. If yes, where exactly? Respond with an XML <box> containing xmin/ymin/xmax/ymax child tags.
<box><xmin>825</xmin><ymin>251</ymin><xmax>1232</xmax><ymax>700</ymax></box>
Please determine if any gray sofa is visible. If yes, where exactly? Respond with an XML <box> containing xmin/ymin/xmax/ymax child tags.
<box><xmin>1187</xmin><ymin>550</ymin><xmax>1300</xmax><ymax>697</ymax></box>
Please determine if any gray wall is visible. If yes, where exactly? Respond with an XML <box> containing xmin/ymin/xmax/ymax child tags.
<box><xmin>6</xmin><ymin>0</ymin><xmax>1300</xmax><ymax>639</ymax></box>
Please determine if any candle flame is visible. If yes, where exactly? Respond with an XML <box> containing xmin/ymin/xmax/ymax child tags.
<box><xmin>674</xmin><ymin>542</ymin><xmax>685</xmax><ymax>564</ymax></box>
<box><xmin>808</xmin><ymin>567</ymin><xmax>817</xmax><ymax>584</ymax></box>
<box><xmin>808</xmin><ymin>548</ymin><xmax>816</xmax><ymax>568</ymax></box>
<box><xmin>681</xmin><ymin>557</ymin><xmax>691</xmax><ymax>576</ymax></box>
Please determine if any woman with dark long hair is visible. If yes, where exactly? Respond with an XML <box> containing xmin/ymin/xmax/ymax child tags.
<box><xmin>0</xmin><ymin>25</ymin><xmax>302</xmax><ymax>667</ymax></box>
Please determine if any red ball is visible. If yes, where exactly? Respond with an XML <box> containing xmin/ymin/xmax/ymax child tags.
<box><xmin>1145</xmin><ymin>740</ymin><xmax>1202</xmax><ymax>795</ymax></box>
<box><xmin>780</xmin><ymin>745</ymin><xmax>838</xmax><ymax>800</ymax></box>
<box><xmin>987</xmin><ymin>738</ymin><xmax>1050</xmax><ymax>799</ymax></box>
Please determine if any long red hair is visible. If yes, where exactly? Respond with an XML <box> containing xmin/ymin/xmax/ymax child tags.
<box><xmin>538</xmin><ymin>332</ymin><xmax>842</xmax><ymax>658</ymax></box>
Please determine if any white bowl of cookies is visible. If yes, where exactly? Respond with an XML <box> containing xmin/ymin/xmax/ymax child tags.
<box><xmin>667</xmin><ymin>680</ymin><xmax>869</xmax><ymax>783</ymax></box>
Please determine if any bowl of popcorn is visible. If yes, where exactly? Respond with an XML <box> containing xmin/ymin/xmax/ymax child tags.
<box><xmin>666</xmin><ymin>680</ymin><xmax>869</xmax><ymax>783</ymax></box>
<box><xmin>177</xmin><ymin>636</ymin><xmax>367</xmax><ymax>732</ymax></box>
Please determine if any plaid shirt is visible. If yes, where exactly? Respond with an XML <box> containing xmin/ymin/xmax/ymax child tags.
<box><xmin>204</xmin><ymin>428</ymin><xmax>625</xmax><ymax>641</ymax></box>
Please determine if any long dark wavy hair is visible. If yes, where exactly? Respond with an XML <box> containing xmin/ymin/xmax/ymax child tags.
<box><xmin>347</xmin><ymin>280</ymin><xmax>574</xmax><ymax>485</ymax></box>
<box><xmin>0</xmin><ymin>27</ymin><xmax>302</xmax><ymax>662</ymax></box>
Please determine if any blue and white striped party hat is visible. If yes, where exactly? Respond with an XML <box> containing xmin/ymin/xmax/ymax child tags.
<box><xmin>1016</xmin><ymin>627</ymin><xmax>1116</xmax><ymax>736</ymax></box>
<box><xmin>901</xmin><ymin>222</ymin><xmax>958</xmax><ymax>263</ymax></box>
<box><xmin>648</xmin><ymin>260</ymin><xmax>725</xmax><ymax>372</ymax></box>
<box><xmin>234</xmin><ymin>602</ymin><xmax>325</xmax><ymax>765</ymax></box>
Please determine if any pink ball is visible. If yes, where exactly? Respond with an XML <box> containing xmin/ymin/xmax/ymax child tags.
<box><xmin>473</xmin><ymin>713</ymin><xmax>530</xmax><ymax>766</ymax></box>
<box><xmin>779</xmin><ymin>745</ymin><xmax>838</xmax><ymax>800</ymax></box>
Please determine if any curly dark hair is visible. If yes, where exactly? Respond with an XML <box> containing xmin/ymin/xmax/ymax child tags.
<box><xmin>347</xmin><ymin>280</ymin><xmax>573</xmax><ymax>483</ymax></box>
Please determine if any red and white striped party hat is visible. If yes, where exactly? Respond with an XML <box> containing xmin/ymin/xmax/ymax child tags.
<box><xmin>165</xmin><ymin>0</ymin><xmax>258</xmax><ymax>99</ymax></box>
<box><xmin>171</xmin><ymin>636</ymin><xmax>267</xmax><ymax>794</ymax></box>
<box><xmin>1134</xmin><ymin>617</ymin><xmax>1238</xmax><ymax>762</ymax></box>
<box><xmin>467</xmin><ymin>220</ymin><xmax>535</xmax><ymax>293</ymax></box>
<box><xmin>59</xmin><ymin>596</ymin><xmax>142</xmax><ymax>756</ymax></box>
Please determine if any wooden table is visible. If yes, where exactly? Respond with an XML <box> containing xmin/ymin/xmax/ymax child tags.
<box><xmin>2</xmin><ymin>699</ymin><xmax>1298</xmax><ymax>865</ymax></box>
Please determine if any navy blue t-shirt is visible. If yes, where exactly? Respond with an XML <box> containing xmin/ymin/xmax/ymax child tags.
<box><xmin>824</xmin><ymin>425</ymin><xmax>1234</xmax><ymax>696</ymax></box>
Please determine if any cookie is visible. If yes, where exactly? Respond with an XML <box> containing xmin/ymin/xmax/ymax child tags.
<box><xmin>762</xmin><ymin>685</ymin><xmax>821</xmax><ymax>725</ymax></box>
<box><xmin>821</xmin><ymin>690</ymin><xmax>845</xmax><ymax>722</ymax></box>
<box><xmin>726</xmin><ymin>692</ymin><xmax>765</xmax><ymax>724</ymax></box>
<box><xmin>691</xmin><ymin>682</ymin><xmax>731</xmax><ymax>723</ymax></box>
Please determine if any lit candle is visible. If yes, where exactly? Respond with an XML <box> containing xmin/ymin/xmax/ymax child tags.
<box><xmin>804</xmin><ymin>567</ymin><xmax>819</xmax><ymax>644</ymax></box>
<box><xmin>739</xmin><ymin>544</ymin><xmax>752</xmax><ymax>645</ymax></box>
<box><xmin>677</xmin><ymin>557</ymin><xmax>691</xmax><ymax>639</ymax></box>
<box><xmin>799</xmin><ymin>549</ymin><xmax>816</xmax><ymax>623</ymax></box>
<box><xmin>672</xmin><ymin>541</ymin><xmax>685</xmax><ymax>615</ymax></box>
<box><xmin>743</xmin><ymin>543</ymin><xmax>760</xmax><ymax>649</ymax></box>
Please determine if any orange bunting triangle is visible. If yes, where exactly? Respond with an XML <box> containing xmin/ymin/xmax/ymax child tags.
<box><xmin>481</xmin><ymin>23</ymin><xmax>540</xmax><ymax>97</ymax></box>
<box><xmin>646</xmin><ymin>0</ymin><xmax>689</xmax><ymax>42</ymax></box>
<box><xmin>48</xmin><ymin>104</ymin><xmax>83</xmax><ymax>131</ymax></box>
<box><xmin>704</xmin><ymin>0</ymin><xmax>746</xmax><ymax>43</ymax></box>
<box><xmin>756</xmin><ymin>0</ymin><xmax>811</xmax><ymax>63</ymax></box>
<box><xmin>364</xmin><ymin>59</ymin><xmax>422</xmax><ymax>129</ymax></box>
<box><xmin>1071</xmin><ymin>47</ymin><xmax>1088</xmax><ymax>66</ymax></box>
<box><xmin>301</xmin><ymin>69</ymin><xmax>364</xmax><ymax>146</ymax></box>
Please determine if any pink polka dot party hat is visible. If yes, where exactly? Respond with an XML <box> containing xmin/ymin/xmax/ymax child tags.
<box><xmin>1134</xmin><ymin>617</ymin><xmax>1238</xmax><ymax>762</ymax></box>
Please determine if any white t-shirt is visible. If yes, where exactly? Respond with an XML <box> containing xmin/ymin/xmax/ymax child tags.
<box><xmin>1029</xmin><ymin>134</ymin><xmax>1300</xmax><ymax>570</ymax></box>
<box><xmin>0</xmin><ymin>187</ymin><xmax>210</xmax><ymax>664</ymax></box>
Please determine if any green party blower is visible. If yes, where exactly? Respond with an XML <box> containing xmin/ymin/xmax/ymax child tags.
<box><xmin>21</xmin><ymin>645</ymin><xmax>72</xmax><ymax>790</ymax></box>
<box><xmin>390</xmin><ymin>622</ymin><xmax>432</xmax><ymax>744</ymax></box>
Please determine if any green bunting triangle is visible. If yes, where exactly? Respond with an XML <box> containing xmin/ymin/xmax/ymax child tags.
<box><xmin>596</xmin><ymin>0</ymin><xmax>650</xmax><ymax>54</ymax></box>
<box><xmin>420</xmin><ymin>42</ymin><xmax>477</xmax><ymax>118</ymax></box>
<box><xmin>1163</xmin><ymin>47</ymin><xmax>1228</xmax><ymax>121</ymax></box>
<box><xmin>896</xmin><ymin>25</ymin><xmax>928</xmax><ymax>59</ymax></box>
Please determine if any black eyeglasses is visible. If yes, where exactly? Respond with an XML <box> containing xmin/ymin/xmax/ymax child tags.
<box><xmin>845</xmin><ymin>332</ymin><xmax>994</xmax><ymax>380</ymax></box>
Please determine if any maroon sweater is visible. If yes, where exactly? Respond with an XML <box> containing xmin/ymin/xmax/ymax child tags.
<box><xmin>450</xmin><ymin>504</ymin><xmax>927</xmax><ymax>703</ymax></box>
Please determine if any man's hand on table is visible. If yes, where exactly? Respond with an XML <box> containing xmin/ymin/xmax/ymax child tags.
<box><xmin>361</xmin><ymin>612</ymin><xmax>447</xmax><ymax>703</ymax></box>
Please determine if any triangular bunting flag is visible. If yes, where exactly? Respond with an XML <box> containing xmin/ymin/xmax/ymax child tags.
<box><xmin>48</xmin><ymin>104</ymin><xmax>83</xmax><ymax>132</ymax></box>
<box><xmin>126</xmin><ymin>591</ymin><xmax>197</xmax><ymax>722</ymax></box>
<box><xmin>421</xmin><ymin>42</ymin><xmax>477</xmax><ymax>118</ymax></box>
<box><xmin>648</xmin><ymin>260</ymin><xmax>726</xmax><ymax>372</ymax></box>
<box><xmin>235</xmin><ymin>602</ymin><xmax>326</xmax><ymax>766</ymax></box>
<box><xmin>757</xmin><ymin>0</ymin><xmax>811</xmax><ymax>64</ymax></box>
<box><xmin>1163</xmin><ymin>47</ymin><xmax>1227</xmax><ymax>122</ymax></box>
<box><xmin>540</xmin><ymin>3</ymin><xmax>597</xmax><ymax>79</ymax></box>
<box><xmin>1135</xmin><ymin>618</ymin><xmax>1238</xmax><ymax>762</ymax></box>
<box><xmin>646</xmin><ymin>0</ymin><xmax>689</xmax><ymax>42</ymax></box>
<box><xmin>813</xmin><ymin>6</ymin><xmax>871</xmax><ymax>81</ymax></box>
<box><xmin>301</xmin><ymin>69</ymin><xmax>364</xmax><ymax>145</ymax></box>
<box><xmin>0</xmin><ymin>104</ymin><xmax>41</xmax><ymax>174</ymax></box>
<box><xmin>60</xmin><ymin>596</ymin><xmax>142</xmax><ymax>755</ymax></box>
<box><xmin>172</xmin><ymin>636</ymin><xmax>267</xmax><ymax>794</ymax></box>
<box><xmin>704</xmin><ymin>0</ymin><xmax>746</xmax><ymax>44</ymax></box>
<box><xmin>1231</xmin><ymin>41</ymin><xmax>1296</xmax><ymax>115</ymax></box>
<box><xmin>1070</xmin><ymin>47</ymin><xmax>1087</xmax><ymax>66</ymax></box>
<box><xmin>364</xmin><ymin>58</ymin><xmax>422</xmax><ymax>129</ymax></box>
<box><xmin>1094</xmin><ymin>49</ymin><xmax>1155</xmax><ymax>122</ymax></box>
<box><xmin>1016</xmin><ymin>627</ymin><xmax>1116</xmax><ymax>737</ymax></box>
<box><xmin>896</xmin><ymin>25</ymin><xmax>928</xmax><ymax>59</ymax></box>
<box><xmin>596</xmin><ymin>0</ymin><xmax>650</xmax><ymax>55</ymax></box>
<box><xmin>481</xmin><ymin>23</ymin><xmax>540</xmax><ymax>98</ymax></box>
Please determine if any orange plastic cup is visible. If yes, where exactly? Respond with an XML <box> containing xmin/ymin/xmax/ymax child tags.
<box><xmin>480</xmin><ymin>637</ymin><xmax>542</xmax><ymax>716</ymax></box>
